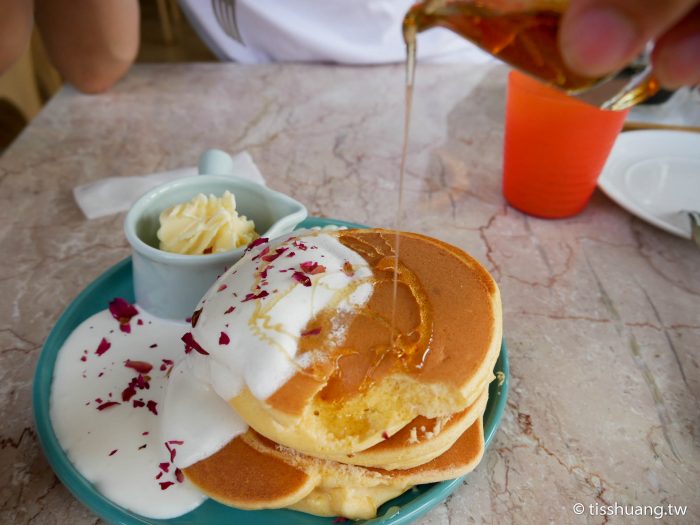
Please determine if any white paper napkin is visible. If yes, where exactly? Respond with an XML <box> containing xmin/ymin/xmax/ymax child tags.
<box><xmin>73</xmin><ymin>151</ymin><xmax>266</xmax><ymax>219</ymax></box>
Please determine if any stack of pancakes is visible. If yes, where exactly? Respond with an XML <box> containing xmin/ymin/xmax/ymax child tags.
<box><xmin>184</xmin><ymin>230</ymin><xmax>502</xmax><ymax>519</ymax></box>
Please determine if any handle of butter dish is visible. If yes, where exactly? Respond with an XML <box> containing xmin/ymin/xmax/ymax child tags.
<box><xmin>198</xmin><ymin>149</ymin><xmax>234</xmax><ymax>176</ymax></box>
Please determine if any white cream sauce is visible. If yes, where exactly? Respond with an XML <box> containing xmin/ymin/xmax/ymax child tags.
<box><xmin>50</xmin><ymin>308</ymin><xmax>215</xmax><ymax>518</ymax></box>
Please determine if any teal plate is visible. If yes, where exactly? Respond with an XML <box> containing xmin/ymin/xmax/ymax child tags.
<box><xmin>34</xmin><ymin>217</ymin><xmax>509</xmax><ymax>525</ymax></box>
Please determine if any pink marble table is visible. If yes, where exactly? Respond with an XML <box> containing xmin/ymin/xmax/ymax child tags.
<box><xmin>1</xmin><ymin>63</ymin><xmax>698</xmax><ymax>524</ymax></box>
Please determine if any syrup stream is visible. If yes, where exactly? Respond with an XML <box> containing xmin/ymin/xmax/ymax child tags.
<box><xmin>391</xmin><ymin>32</ymin><xmax>417</xmax><ymax>348</ymax></box>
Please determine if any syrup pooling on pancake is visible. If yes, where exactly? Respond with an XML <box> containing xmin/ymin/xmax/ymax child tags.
<box><xmin>266</xmin><ymin>230</ymin><xmax>435</xmax><ymax>416</ymax></box>
<box><xmin>322</xmin><ymin>231</ymin><xmax>435</xmax><ymax>396</ymax></box>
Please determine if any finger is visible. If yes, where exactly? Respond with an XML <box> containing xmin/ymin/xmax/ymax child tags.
<box><xmin>560</xmin><ymin>0</ymin><xmax>699</xmax><ymax>78</ymax></box>
<box><xmin>653</xmin><ymin>4</ymin><xmax>700</xmax><ymax>88</ymax></box>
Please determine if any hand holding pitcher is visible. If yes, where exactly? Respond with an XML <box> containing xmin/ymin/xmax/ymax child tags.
<box><xmin>404</xmin><ymin>0</ymin><xmax>700</xmax><ymax>109</ymax></box>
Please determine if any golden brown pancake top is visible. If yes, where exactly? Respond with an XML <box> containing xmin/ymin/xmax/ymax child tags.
<box><xmin>266</xmin><ymin>230</ymin><xmax>498</xmax><ymax>415</ymax></box>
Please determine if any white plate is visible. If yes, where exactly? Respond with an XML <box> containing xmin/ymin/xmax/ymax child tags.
<box><xmin>598</xmin><ymin>130</ymin><xmax>700</xmax><ymax>239</ymax></box>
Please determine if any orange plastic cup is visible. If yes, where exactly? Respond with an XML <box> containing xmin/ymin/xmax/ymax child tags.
<box><xmin>503</xmin><ymin>70</ymin><xmax>629</xmax><ymax>218</ymax></box>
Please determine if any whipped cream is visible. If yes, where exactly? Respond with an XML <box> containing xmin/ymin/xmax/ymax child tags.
<box><xmin>50</xmin><ymin>308</ymin><xmax>207</xmax><ymax>518</ymax></box>
<box><xmin>161</xmin><ymin>231</ymin><xmax>374</xmax><ymax>466</ymax></box>
<box><xmin>157</xmin><ymin>191</ymin><xmax>258</xmax><ymax>255</ymax></box>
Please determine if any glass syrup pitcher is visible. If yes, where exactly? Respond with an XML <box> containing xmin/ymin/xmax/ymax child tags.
<box><xmin>403</xmin><ymin>0</ymin><xmax>660</xmax><ymax>110</ymax></box>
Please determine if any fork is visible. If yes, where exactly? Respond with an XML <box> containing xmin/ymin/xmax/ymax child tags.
<box><xmin>685</xmin><ymin>211</ymin><xmax>700</xmax><ymax>247</ymax></box>
<box><xmin>211</xmin><ymin>0</ymin><xmax>242</xmax><ymax>43</ymax></box>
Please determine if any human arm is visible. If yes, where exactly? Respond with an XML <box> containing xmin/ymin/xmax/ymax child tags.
<box><xmin>0</xmin><ymin>0</ymin><xmax>34</xmax><ymax>75</ymax></box>
<box><xmin>35</xmin><ymin>0</ymin><xmax>140</xmax><ymax>94</ymax></box>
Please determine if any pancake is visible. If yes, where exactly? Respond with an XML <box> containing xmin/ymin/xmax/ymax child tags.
<box><xmin>180</xmin><ymin>433</ymin><xmax>318</xmax><ymax>510</ymax></box>
<box><xmin>324</xmin><ymin>385</ymin><xmax>488</xmax><ymax>470</ymax></box>
<box><xmin>185</xmin><ymin>416</ymin><xmax>485</xmax><ymax>520</ymax></box>
<box><xmin>229</xmin><ymin>229</ymin><xmax>502</xmax><ymax>457</ymax></box>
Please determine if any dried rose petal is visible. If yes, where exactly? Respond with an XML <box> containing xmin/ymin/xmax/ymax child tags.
<box><xmin>217</xmin><ymin>284</ymin><xmax>228</xmax><ymax>292</ymax></box>
<box><xmin>137</xmin><ymin>319</ymin><xmax>144</xmax><ymax>326</ymax></box>
<box><xmin>286</xmin><ymin>251</ymin><xmax>295</xmax><ymax>258</ymax></box>
<box><xmin>133</xmin><ymin>399</ymin><xmax>145</xmax><ymax>408</ymax></box>
<box><xmin>261</xmin><ymin>247</ymin><xmax>288</xmax><ymax>262</ymax></box>
<box><xmin>293</xmin><ymin>240</ymin><xmax>308</xmax><ymax>251</ymax></box>
<box><xmin>219</xmin><ymin>332</ymin><xmax>230</xmax><ymax>345</ymax></box>
<box><xmin>301</xmin><ymin>327</ymin><xmax>321</xmax><ymax>337</ymax></box>
<box><xmin>109</xmin><ymin>298</ymin><xmax>138</xmax><ymax>332</ymax></box>
<box><xmin>382</xmin><ymin>431</ymin><xmax>390</xmax><ymax>440</ymax></box>
<box><xmin>203</xmin><ymin>247</ymin><xmax>213</xmax><ymax>254</ymax></box>
<box><xmin>224</xmin><ymin>306</ymin><xmax>235</xmax><ymax>314</ymax></box>
<box><xmin>190</xmin><ymin>308</ymin><xmax>203</xmax><ymax>328</ymax></box>
<box><xmin>292</xmin><ymin>272</ymin><xmax>311</xmax><ymax>287</ymax></box>
<box><xmin>155</xmin><ymin>472</ymin><xmax>163</xmax><ymax>480</ymax></box>
<box><xmin>245</xmin><ymin>237</ymin><xmax>268</xmax><ymax>253</ymax></box>
<box><xmin>251</xmin><ymin>246</ymin><xmax>270</xmax><ymax>261</ymax></box>
<box><xmin>175</xmin><ymin>468</ymin><xmax>184</xmax><ymax>483</ymax></box>
<box><xmin>241</xmin><ymin>291</ymin><xmax>269</xmax><ymax>302</ymax></box>
<box><xmin>97</xmin><ymin>401</ymin><xmax>120</xmax><ymax>411</ymax></box>
<box><xmin>181</xmin><ymin>332</ymin><xmax>209</xmax><ymax>355</ymax></box>
<box><xmin>147</xmin><ymin>400</ymin><xmax>158</xmax><ymax>415</ymax></box>
<box><xmin>134</xmin><ymin>374</ymin><xmax>150</xmax><ymax>390</ymax></box>
<box><xmin>95</xmin><ymin>338</ymin><xmax>111</xmax><ymax>356</ymax></box>
<box><xmin>165</xmin><ymin>443</ymin><xmax>176</xmax><ymax>462</ymax></box>
<box><xmin>124</xmin><ymin>360</ymin><xmax>153</xmax><ymax>374</ymax></box>
<box><xmin>159</xmin><ymin>462</ymin><xmax>170</xmax><ymax>473</ymax></box>
<box><xmin>342</xmin><ymin>261</ymin><xmax>355</xmax><ymax>277</ymax></box>
<box><xmin>80</xmin><ymin>356</ymin><xmax>87</xmax><ymax>362</ymax></box>
<box><xmin>159</xmin><ymin>481</ymin><xmax>174</xmax><ymax>490</ymax></box>
<box><xmin>300</xmin><ymin>261</ymin><xmax>317</xmax><ymax>273</ymax></box>
<box><xmin>122</xmin><ymin>386</ymin><xmax>137</xmax><ymax>402</ymax></box>
<box><xmin>168</xmin><ymin>440</ymin><xmax>184</xmax><ymax>445</ymax></box>
<box><xmin>333</xmin><ymin>518</ymin><xmax>349</xmax><ymax>524</ymax></box>
<box><xmin>300</xmin><ymin>261</ymin><xmax>326</xmax><ymax>275</ymax></box>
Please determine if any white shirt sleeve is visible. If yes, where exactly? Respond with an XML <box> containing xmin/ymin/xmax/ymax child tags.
<box><xmin>179</xmin><ymin>0</ymin><xmax>493</xmax><ymax>65</ymax></box>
